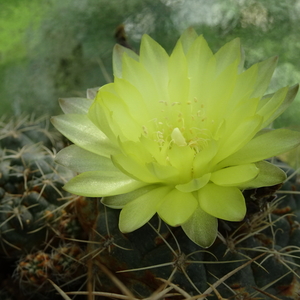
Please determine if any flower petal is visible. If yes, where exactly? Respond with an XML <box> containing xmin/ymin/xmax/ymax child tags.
<box><xmin>168</xmin><ymin>40</ymin><xmax>189</xmax><ymax>106</ymax></box>
<box><xmin>120</xmin><ymin>140</ymin><xmax>154</xmax><ymax>162</ymax></box>
<box><xmin>215</xmin><ymin>115</ymin><xmax>263</xmax><ymax>162</ymax></box>
<box><xmin>251</xmin><ymin>56</ymin><xmax>278</xmax><ymax>98</ymax></box>
<box><xmin>121</xmin><ymin>54</ymin><xmax>162</xmax><ymax>117</ymax></box>
<box><xmin>114</xmin><ymin>77</ymin><xmax>151</xmax><ymax>125</ymax></box>
<box><xmin>88</xmin><ymin>95</ymin><xmax>119</xmax><ymax>144</ymax></box>
<box><xmin>215</xmin><ymin>38</ymin><xmax>241</xmax><ymax>75</ymax></box>
<box><xmin>225</xmin><ymin>96</ymin><xmax>260</xmax><ymax>135</ymax></box>
<box><xmin>63</xmin><ymin>170</ymin><xmax>146</xmax><ymax>197</ymax></box>
<box><xmin>102</xmin><ymin>184</ymin><xmax>163</xmax><ymax>209</ymax></box>
<box><xmin>113</xmin><ymin>44</ymin><xmax>139</xmax><ymax>78</ymax></box>
<box><xmin>51</xmin><ymin>114</ymin><xmax>118</xmax><ymax>158</ymax></box>
<box><xmin>182</xmin><ymin>205</ymin><xmax>218</xmax><ymax>248</ymax></box>
<box><xmin>187</xmin><ymin>35</ymin><xmax>214</xmax><ymax>102</ymax></box>
<box><xmin>257</xmin><ymin>86</ymin><xmax>289</xmax><ymax>128</ymax></box>
<box><xmin>259</xmin><ymin>84</ymin><xmax>299</xmax><ymax>128</ymax></box>
<box><xmin>176</xmin><ymin>173</ymin><xmax>211</xmax><ymax>193</ymax></box>
<box><xmin>198</xmin><ymin>183</ymin><xmax>246</xmax><ymax>221</ymax></box>
<box><xmin>229</xmin><ymin>64</ymin><xmax>258</xmax><ymax>109</ymax></box>
<box><xmin>87</xmin><ymin>87</ymin><xmax>100</xmax><ymax>99</ymax></box>
<box><xmin>238</xmin><ymin>160</ymin><xmax>286</xmax><ymax>189</ymax></box>
<box><xmin>139</xmin><ymin>34</ymin><xmax>169</xmax><ymax>97</ymax></box>
<box><xmin>179</xmin><ymin>27</ymin><xmax>198</xmax><ymax>54</ymax></box>
<box><xmin>211</xmin><ymin>164</ymin><xmax>259</xmax><ymax>186</ymax></box>
<box><xmin>98</xmin><ymin>90</ymin><xmax>143</xmax><ymax>142</ymax></box>
<box><xmin>119</xmin><ymin>185</ymin><xmax>172</xmax><ymax>232</ymax></box>
<box><xmin>205</xmin><ymin>59</ymin><xmax>238</xmax><ymax>122</ymax></box>
<box><xmin>111</xmin><ymin>153</ymin><xmax>158</xmax><ymax>183</ymax></box>
<box><xmin>168</xmin><ymin>144</ymin><xmax>194</xmax><ymax>182</ymax></box>
<box><xmin>55</xmin><ymin>145</ymin><xmax>116</xmax><ymax>173</ymax></box>
<box><xmin>157</xmin><ymin>189</ymin><xmax>198</xmax><ymax>227</ymax></box>
<box><xmin>219</xmin><ymin>128</ymin><xmax>300</xmax><ymax>167</ymax></box>
<box><xmin>193</xmin><ymin>140</ymin><xmax>218</xmax><ymax>177</ymax></box>
<box><xmin>147</xmin><ymin>161</ymin><xmax>180</xmax><ymax>182</ymax></box>
<box><xmin>59</xmin><ymin>97</ymin><xmax>93</xmax><ymax>114</ymax></box>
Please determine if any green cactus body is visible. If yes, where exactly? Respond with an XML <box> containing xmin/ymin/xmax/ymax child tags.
<box><xmin>0</xmin><ymin>117</ymin><xmax>77</xmax><ymax>257</ymax></box>
<box><xmin>1</xmin><ymin>116</ymin><xmax>300</xmax><ymax>300</ymax></box>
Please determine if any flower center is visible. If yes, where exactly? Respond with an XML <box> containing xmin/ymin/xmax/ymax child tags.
<box><xmin>142</xmin><ymin>99</ymin><xmax>214</xmax><ymax>153</ymax></box>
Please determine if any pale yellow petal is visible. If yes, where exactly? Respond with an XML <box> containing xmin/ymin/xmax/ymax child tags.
<box><xmin>140</xmin><ymin>34</ymin><xmax>169</xmax><ymax>98</ymax></box>
<box><xmin>215</xmin><ymin>115</ymin><xmax>263</xmax><ymax>163</ymax></box>
<box><xmin>250</xmin><ymin>56</ymin><xmax>278</xmax><ymax>98</ymax></box>
<box><xmin>157</xmin><ymin>189</ymin><xmax>198</xmax><ymax>227</ymax></box>
<box><xmin>55</xmin><ymin>145</ymin><xmax>116</xmax><ymax>173</ymax></box>
<box><xmin>176</xmin><ymin>173</ymin><xmax>211</xmax><ymax>193</ymax></box>
<box><xmin>63</xmin><ymin>170</ymin><xmax>146</xmax><ymax>197</ymax></box>
<box><xmin>112</xmin><ymin>153</ymin><xmax>158</xmax><ymax>183</ymax></box>
<box><xmin>211</xmin><ymin>164</ymin><xmax>259</xmax><ymax>186</ymax></box>
<box><xmin>59</xmin><ymin>97</ymin><xmax>93</xmax><ymax>114</ymax></box>
<box><xmin>114</xmin><ymin>77</ymin><xmax>150</xmax><ymax>125</ymax></box>
<box><xmin>119</xmin><ymin>185</ymin><xmax>171</xmax><ymax>232</ymax></box>
<box><xmin>113</xmin><ymin>44</ymin><xmax>139</xmax><ymax>78</ymax></box>
<box><xmin>182</xmin><ymin>206</ymin><xmax>218</xmax><ymax>247</ymax></box>
<box><xmin>238</xmin><ymin>161</ymin><xmax>286</xmax><ymax>189</ymax></box>
<box><xmin>198</xmin><ymin>183</ymin><xmax>246</xmax><ymax>221</ymax></box>
<box><xmin>88</xmin><ymin>97</ymin><xmax>118</xmax><ymax>144</ymax></box>
<box><xmin>179</xmin><ymin>27</ymin><xmax>198</xmax><ymax>54</ymax></box>
<box><xmin>168</xmin><ymin>41</ymin><xmax>189</xmax><ymax>108</ymax></box>
<box><xmin>51</xmin><ymin>114</ymin><xmax>118</xmax><ymax>158</ymax></box>
<box><xmin>102</xmin><ymin>184</ymin><xmax>162</xmax><ymax>209</ymax></box>
<box><xmin>219</xmin><ymin>128</ymin><xmax>300</xmax><ymax>167</ymax></box>
<box><xmin>215</xmin><ymin>38</ymin><xmax>241</xmax><ymax>75</ymax></box>
<box><xmin>122</xmin><ymin>54</ymin><xmax>162</xmax><ymax>117</ymax></box>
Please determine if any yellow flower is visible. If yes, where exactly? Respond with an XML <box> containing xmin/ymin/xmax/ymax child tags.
<box><xmin>52</xmin><ymin>28</ymin><xmax>300</xmax><ymax>247</ymax></box>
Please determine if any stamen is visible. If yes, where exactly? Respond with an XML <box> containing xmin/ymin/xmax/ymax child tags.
<box><xmin>159</xmin><ymin>100</ymin><xmax>168</xmax><ymax>106</ymax></box>
<box><xmin>142</xmin><ymin>126</ymin><xmax>148</xmax><ymax>135</ymax></box>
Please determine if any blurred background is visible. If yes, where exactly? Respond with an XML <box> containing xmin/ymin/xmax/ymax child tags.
<box><xmin>1</xmin><ymin>0</ymin><xmax>300</xmax><ymax>130</ymax></box>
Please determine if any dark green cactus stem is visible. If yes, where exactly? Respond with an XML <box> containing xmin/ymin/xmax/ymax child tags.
<box><xmin>1</xmin><ymin>115</ymin><xmax>300</xmax><ymax>300</ymax></box>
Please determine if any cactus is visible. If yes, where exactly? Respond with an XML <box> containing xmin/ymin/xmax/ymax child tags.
<box><xmin>67</xmin><ymin>175</ymin><xmax>300</xmax><ymax>300</ymax></box>
<box><xmin>1</xmin><ymin>118</ymin><xmax>300</xmax><ymax>299</ymax></box>
<box><xmin>0</xmin><ymin>128</ymin><xmax>74</xmax><ymax>257</ymax></box>
<box><xmin>0</xmin><ymin>116</ymin><xmax>83</xmax><ymax>299</ymax></box>
<box><xmin>0</xmin><ymin>115</ymin><xmax>61</xmax><ymax>151</ymax></box>
<box><xmin>16</xmin><ymin>251</ymin><xmax>52</xmax><ymax>292</ymax></box>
